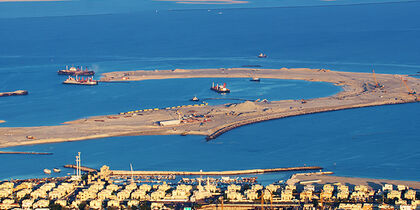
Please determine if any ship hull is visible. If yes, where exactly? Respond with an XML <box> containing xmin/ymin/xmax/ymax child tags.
<box><xmin>210</xmin><ymin>87</ymin><xmax>230</xmax><ymax>93</ymax></box>
<box><xmin>58</xmin><ymin>70</ymin><xmax>95</xmax><ymax>76</ymax></box>
<box><xmin>63</xmin><ymin>81</ymin><xmax>98</xmax><ymax>86</ymax></box>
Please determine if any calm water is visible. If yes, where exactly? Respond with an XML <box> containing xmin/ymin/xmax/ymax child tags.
<box><xmin>0</xmin><ymin>0</ymin><xmax>419</xmax><ymax>182</ymax></box>
<box><xmin>1</xmin><ymin>103</ymin><xmax>419</xmax><ymax>183</ymax></box>
<box><xmin>0</xmin><ymin>78</ymin><xmax>340</xmax><ymax>127</ymax></box>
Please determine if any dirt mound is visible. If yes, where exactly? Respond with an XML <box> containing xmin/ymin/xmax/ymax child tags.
<box><xmin>227</xmin><ymin>101</ymin><xmax>259</xmax><ymax>112</ymax></box>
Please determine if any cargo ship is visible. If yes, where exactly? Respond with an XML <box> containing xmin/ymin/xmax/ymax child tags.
<box><xmin>211</xmin><ymin>82</ymin><xmax>230</xmax><ymax>93</ymax></box>
<box><xmin>58</xmin><ymin>66</ymin><xmax>95</xmax><ymax>76</ymax></box>
<box><xmin>63</xmin><ymin>76</ymin><xmax>98</xmax><ymax>86</ymax></box>
<box><xmin>257</xmin><ymin>53</ymin><xmax>267</xmax><ymax>58</ymax></box>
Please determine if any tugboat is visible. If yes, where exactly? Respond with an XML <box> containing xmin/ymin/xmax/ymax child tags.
<box><xmin>257</xmin><ymin>53</ymin><xmax>267</xmax><ymax>58</ymax></box>
<box><xmin>58</xmin><ymin>66</ymin><xmax>95</xmax><ymax>76</ymax></box>
<box><xmin>211</xmin><ymin>82</ymin><xmax>230</xmax><ymax>93</ymax></box>
<box><xmin>63</xmin><ymin>75</ymin><xmax>98</xmax><ymax>86</ymax></box>
<box><xmin>250</xmin><ymin>77</ymin><xmax>260</xmax><ymax>82</ymax></box>
<box><xmin>191</xmin><ymin>96</ymin><xmax>199</xmax><ymax>101</ymax></box>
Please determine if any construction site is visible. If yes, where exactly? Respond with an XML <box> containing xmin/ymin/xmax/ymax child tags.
<box><xmin>0</xmin><ymin>67</ymin><xmax>419</xmax><ymax>148</ymax></box>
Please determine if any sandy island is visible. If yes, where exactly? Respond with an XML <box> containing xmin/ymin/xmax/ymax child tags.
<box><xmin>0</xmin><ymin>67</ymin><xmax>419</xmax><ymax>149</ymax></box>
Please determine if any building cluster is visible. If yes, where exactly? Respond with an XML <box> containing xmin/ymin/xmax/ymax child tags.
<box><xmin>0</xmin><ymin>166</ymin><xmax>419</xmax><ymax>209</ymax></box>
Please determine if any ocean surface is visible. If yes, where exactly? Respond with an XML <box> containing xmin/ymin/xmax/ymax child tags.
<box><xmin>0</xmin><ymin>0</ymin><xmax>419</xmax><ymax>182</ymax></box>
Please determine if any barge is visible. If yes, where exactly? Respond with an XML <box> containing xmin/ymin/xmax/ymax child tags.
<box><xmin>63</xmin><ymin>76</ymin><xmax>98</xmax><ymax>86</ymax></box>
<box><xmin>58</xmin><ymin>66</ymin><xmax>95</xmax><ymax>76</ymax></box>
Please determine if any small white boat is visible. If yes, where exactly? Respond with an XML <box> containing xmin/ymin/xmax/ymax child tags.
<box><xmin>257</xmin><ymin>53</ymin><xmax>267</xmax><ymax>58</ymax></box>
<box><xmin>43</xmin><ymin>169</ymin><xmax>51</xmax><ymax>174</ymax></box>
<box><xmin>250</xmin><ymin>77</ymin><xmax>260</xmax><ymax>82</ymax></box>
<box><xmin>53</xmin><ymin>168</ymin><xmax>61</xmax><ymax>173</ymax></box>
<box><xmin>191</xmin><ymin>96</ymin><xmax>199</xmax><ymax>101</ymax></box>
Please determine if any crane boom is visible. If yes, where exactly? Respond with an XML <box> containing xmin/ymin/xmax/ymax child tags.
<box><xmin>401</xmin><ymin>77</ymin><xmax>416</xmax><ymax>95</ymax></box>
<box><xmin>372</xmin><ymin>69</ymin><xmax>379</xmax><ymax>88</ymax></box>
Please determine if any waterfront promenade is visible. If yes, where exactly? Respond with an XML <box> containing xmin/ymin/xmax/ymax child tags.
<box><xmin>0</xmin><ymin>67</ymin><xmax>419</xmax><ymax>148</ymax></box>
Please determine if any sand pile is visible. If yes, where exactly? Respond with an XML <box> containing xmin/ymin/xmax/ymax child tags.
<box><xmin>227</xmin><ymin>101</ymin><xmax>259</xmax><ymax>112</ymax></box>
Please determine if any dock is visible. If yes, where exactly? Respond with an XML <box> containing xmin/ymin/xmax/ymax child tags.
<box><xmin>111</xmin><ymin>166</ymin><xmax>322</xmax><ymax>176</ymax></box>
<box><xmin>63</xmin><ymin>164</ymin><xmax>98</xmax><ymax>172</ymax></box>
<box><xmin>63</xmin><ymin>165</ymin><xmax>321</xmax><ymax>175</ymax></box>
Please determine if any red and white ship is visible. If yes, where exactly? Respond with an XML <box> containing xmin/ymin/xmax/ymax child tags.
<box><xmin>211</xmin><ymin>82</ymin><xmax>230</xmax><ymax>93</ymax></box>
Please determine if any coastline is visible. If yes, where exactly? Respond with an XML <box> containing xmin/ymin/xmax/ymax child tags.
<box><xmin>0</xmin><ymin>67</ymin><xmax>419</xmax><ymax>149</ymax></box>
<box><xmin>292</xmin><ymin>173</ymin><xmax>420</xmax><ymax>190</ymax></box>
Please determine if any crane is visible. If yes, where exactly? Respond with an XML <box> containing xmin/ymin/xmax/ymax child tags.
<box><xmin>401</xmin><ymin>77</ymin><xmax>416</xmax><ymax>95</ymax></box>
<box><xmin>372</xmin><ymin>69</ymin><xmax>383</xmax><ymax>88</ymax></box>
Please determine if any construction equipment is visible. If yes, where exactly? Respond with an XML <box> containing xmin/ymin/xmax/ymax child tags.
<box><xmin>372</xmin><ymin>69</ymin><xmax>383</xmax><ymax>88</ymax></box>
<box><xmin>401</xmin><ymin>77</ymin><xmax>416</xmax><ymax>95</ymax></box>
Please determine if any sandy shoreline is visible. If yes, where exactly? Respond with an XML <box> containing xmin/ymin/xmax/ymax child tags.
<box><xmin>0</xmin><ymin>67</ymin><xmax>419</xmax><ymax>149</ymax></box>
<box><xmin>292</xmin><ymin>173</ymin><xmax>420</xmax><ymax>190</ymax></box>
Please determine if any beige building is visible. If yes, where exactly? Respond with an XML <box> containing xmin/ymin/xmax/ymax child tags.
<box><xmin>33</xmin><ymin>199</ymin><xmax>49</xmax><ymax>208</ymax></box>
<box><xmin>89</xmin><ymin>199</ymin><xmax>103</xmax><ymax>209</ymax></box>
<box><xmin>387</xmin><ymin>190</ymin><xmax>401</xmax><ymax>199</ymax></box>
<box><xmin>281</xmin><ymin>189</ymin><xmax>294</xmax><ymax>201</ymax></box>
<box><xmin>300</xmin><ymin>190</ymin><xmax>313</xmax><ymax>202</ymax></box>
<box><xmin>404</xmin><ymin>190</ymin><xmax>416</xmax><ymax>200</ymax></box>
<box><xmin>245</xmin><ymin>189</ymin><xmax>258</xmax><ymax>201</ymax></box>
<box><xmin>107</xmin><ymin>199</ymin><xmax>120</xmax><ymax>208</ymax></box>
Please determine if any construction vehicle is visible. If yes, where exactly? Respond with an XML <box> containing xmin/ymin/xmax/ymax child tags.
<box><xmin>372</xmin><ymin>69</ymin><xmax>384</xmax><ymax>88</ymax></box>
<box><xmin>401</xmin><ymin>77</ymin><xmax>416</xmax><ymax>95</ymax></box>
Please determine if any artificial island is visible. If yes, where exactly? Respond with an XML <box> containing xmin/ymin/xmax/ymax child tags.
<box><xmin>0</xmin><ymin>67</ymin><xmax>419</xmax><ymax>148</ymax></box>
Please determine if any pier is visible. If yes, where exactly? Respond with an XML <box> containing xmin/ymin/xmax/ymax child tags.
<box><xmin>111</xmin><ymin>166</ymin><xmax>322</xmax><ymax>176</ymax></box>
<box><xmin>63</xmin><ymin>164</ymin><xmax>98</xmax><ymax>172</ymax></box>
<box><xmin>63</xmin><ymin>165</ymin><xmax>322</xmax><ymax>175</ymax></box>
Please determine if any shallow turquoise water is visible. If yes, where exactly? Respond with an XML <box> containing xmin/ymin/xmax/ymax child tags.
<box><xmin>0</xmin><ymin>1</ymin><xmax>419</xmax><ymax>182</ymax></box>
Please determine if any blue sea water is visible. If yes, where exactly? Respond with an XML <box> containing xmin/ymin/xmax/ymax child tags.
<box><xmin>0</xmin><ymin>0</ymin><xmax>419</xmax><ymax>182</ymax></box>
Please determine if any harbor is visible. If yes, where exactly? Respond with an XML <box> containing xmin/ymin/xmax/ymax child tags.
<box><xmin>0</xmin><ymin>67</ymin><xmax>418</xmax><ymax>148</ymax></box>
<box><xmin>0</xmin><ymin>162</ymin><xmax>419</xmax><ymax>209</ymax></box>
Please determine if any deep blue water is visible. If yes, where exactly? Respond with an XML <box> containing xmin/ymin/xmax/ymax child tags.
<box><xmin>0</xmin><ymin>0</ymin><xmax>419</xmax><ymax>182</ymax></box>
<box><xmin>1</xmin><ymin>103</ymin><xmax>419</xmax><ymax>183</ymax></box>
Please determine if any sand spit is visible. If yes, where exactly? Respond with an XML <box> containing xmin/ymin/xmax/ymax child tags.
<box><xmin>292</xmin><ymin>173</ymin><xmax>420</xmax><ymax>190</ymax></box>
<box><xmin>0</xmin><ymin>67</ymin><xmax>419</xmax><ymax>148</ymax></box>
